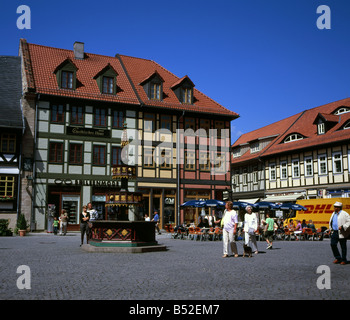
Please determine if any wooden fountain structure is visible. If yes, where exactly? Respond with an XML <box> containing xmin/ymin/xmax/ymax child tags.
<box><xmin>82</xmin><ymin>123</ymin><xmax>166</xmax><ymax>253</ymax></box>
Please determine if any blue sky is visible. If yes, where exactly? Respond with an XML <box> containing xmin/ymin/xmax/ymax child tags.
<box><xmin>1</xmin><ymin>0</ymin><xmax>350</xmax><ymax>142</ymax></box>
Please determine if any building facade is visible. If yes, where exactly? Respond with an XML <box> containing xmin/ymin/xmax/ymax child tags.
<box><xmin>231</xmin><ymin>98</ymin><xmax>350</xmax><ymax>203</ymax></box>
<box><xmin>0</xmin><ymin>56</ymin><xmax>24</xmax><ymax>230</ymax></box>
<box><xmin>19</xmin><ymin>39</ymin><xmax>238</xmax><ymax>231</ymax></box>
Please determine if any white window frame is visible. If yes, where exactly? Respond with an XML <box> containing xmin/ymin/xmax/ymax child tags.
<box><xmin>318</xmin><ymin>123</ymin><xmax>325</xmax><ymax>135</ymax></box>
<box><xmin>280</xmin><ymin>161</ymin><xmax>287</xmax><ymax>180</ymax></box>
<box><xmin>292</xmin><ymin>159</ymin><xmax>300</xmax><ymax>178</ymax></box>
<box><xmin>332</xmin><ymin>152</ymin><xmax>343</xmax><ymax>174</ymax></box>
<box><xmin>284</xmin><ymin>133</ymin><xmax>303</xmax><ymax>143</ymax></box>
<box><xmin>269</xmin><ymin>163</ymin><xmax>276</xmax><ymax>181</ymax></box>
<box><xmin>252</xmin><ymin>167</ymin><xmax>258</xmax><ymax>184</ymax></box>
<box><xmin>305</xmin><ymin>156</ymin><xmax>313</xmax><ymax>177</ymax></box>
<box><xmin>318</xmin><ymin>154</ymin><xmax>327</xmax><ymax>175</ymax></box>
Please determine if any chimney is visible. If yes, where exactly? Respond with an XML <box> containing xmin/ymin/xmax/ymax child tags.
<box><xmin>73</xmin><ymin>41</ymin><xmax>84</xmax><ymax>59</ymax></box>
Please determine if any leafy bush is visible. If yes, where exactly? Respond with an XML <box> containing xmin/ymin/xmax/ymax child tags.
<box><xmin>0</xmin><ymin>219</ymin><xmax>13</xmax><ymax>236</ymax></box>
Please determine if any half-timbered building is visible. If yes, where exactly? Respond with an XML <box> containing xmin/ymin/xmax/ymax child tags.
<box><xmin>20</xmin><ymin>39</ymin><xmax>238</xmax><ymax>231</ymax></box>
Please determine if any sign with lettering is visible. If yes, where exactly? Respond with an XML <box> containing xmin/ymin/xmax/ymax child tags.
<box><xmin>67</xmin><ymin>126</ymin><xmax>111</xmax><ymax>138</ymax></box>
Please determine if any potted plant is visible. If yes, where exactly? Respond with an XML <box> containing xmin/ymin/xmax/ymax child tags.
<box><xmin>16</xmin><ymin>214</ymin><xmax>29</xmax><ymax>236</ymax></box>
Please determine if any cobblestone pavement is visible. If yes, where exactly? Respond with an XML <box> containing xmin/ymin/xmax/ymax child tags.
<box><xmin>0</xmin><ymin>232</ymin><xmax>349</xmax><ymax>301</ymax></box>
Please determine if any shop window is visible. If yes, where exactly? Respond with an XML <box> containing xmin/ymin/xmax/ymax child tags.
<box><xmin>49</xmin><ymin>142</ymin><xmax>63</xmax><ymax>163</ymax></box>
<box><xmin>0</xmin><ymin>134</ymin><xmax>16</xmax><ymax>153</ymax></box>
<box><xmin>93</xmin><ymin>145</ymin><xmax>106</xmax><ymax>165</ymax></box>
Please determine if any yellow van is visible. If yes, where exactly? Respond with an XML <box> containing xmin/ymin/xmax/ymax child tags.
<box><xmin>284</xmin><ymin>198</ymin><xmax>350</xmax><ymax>230</ymax></box>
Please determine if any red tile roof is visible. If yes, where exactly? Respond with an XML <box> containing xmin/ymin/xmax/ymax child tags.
<box><xmin>20</xmin><ymin>39</ymin><xmax>239</xmax><ymax>118</ymax></box>
<box><xmin>232</xmin><ymin>98</ymin><xmax>350</xmax><ymax>163</ymax></box>
<box><xmin>118</xmin><ymin>54</ymin><xmax>238</xmax><ymax>117</ymax></box>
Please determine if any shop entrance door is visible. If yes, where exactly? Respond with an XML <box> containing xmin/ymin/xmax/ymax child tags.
<box><xmin>62</xmin><ymin>195</ymin><xmax>80</xmax><ymax>225</ymax></box>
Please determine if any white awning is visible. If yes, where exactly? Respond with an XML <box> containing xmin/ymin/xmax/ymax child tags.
<box><xmin>238</xmin><ymin>198</ymin><xmax>259</xmax><ymax>204</ymax></box>
<box><xmin>263</xmin><ymin>194</ymin><xmax>304</xmax><ymax>202</ymax></box>
<box><xmin>0</xmin><ymin>167</ymin><xmax>20</xmax><ymax>174</ymax></box>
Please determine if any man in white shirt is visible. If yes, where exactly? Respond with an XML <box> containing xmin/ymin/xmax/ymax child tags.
<box><xmin>222</xmin><ymin>201</ymin><xmax>238</xmax><ymax>258</ymax></box>
<box><xmin>329</xmin><ymin>201</ymin><xmax>350</xmax><ymax>265</ymax></box>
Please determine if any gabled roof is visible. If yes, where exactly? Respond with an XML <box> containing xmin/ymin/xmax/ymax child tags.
<box><xmin>20</xmin><ymin>39</ymin><xmax>141</xmax><ymax>105</ymax></box>
<box><xmin>0</xmin><ymin>56</ymin><xmax>23</xmax><ymax>129</ymax></box>
<box><xmin>117</xmin><ymin>54</ymin><xmax>238</xmax><ymax>118</ymax></box>
<box><xmin>232</xmin><ymin>97</ymin><xmax>350</xmax><ymax>163</ymax></box>
<box><xmin>139</xmin><ymin>70</ymin><xmax>164</xmax><ymax>86</ymax></box>
<box><xmin>20</xmin><ymin>39</ymin><xmax>239</xmax><ymax>118</ymax></box>
<box><xmin>313</xmin><ymin>112</ymin><xmax>339</xmax><ymax>124</ymax></box>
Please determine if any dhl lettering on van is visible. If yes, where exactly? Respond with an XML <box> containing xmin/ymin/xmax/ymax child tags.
<box><xmin>293</xmin><ymin>198</ymin><xmax>350</xmax><ymax>229</ymax></box>
<box><xmin>304</xmin><ymin>204</ymin><xmax>334</xmax><ymax>214</ymax></box>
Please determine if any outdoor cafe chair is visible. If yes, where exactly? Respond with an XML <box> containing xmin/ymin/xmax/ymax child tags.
<box><xmin>213</xmin><ymin>227</ymin><xmax>223</xmax><ymax>241</ymax></box>
<box><xmin>303</xmin><ymin>228</ymin><xmax>316</xmax><ymax>240</ymax></box>
<box><xmin>188</xmin><ymin>227</ymin><xmax>196</xmax><ymax>240</ymax></box>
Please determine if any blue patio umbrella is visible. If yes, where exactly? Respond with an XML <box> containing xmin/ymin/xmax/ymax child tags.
<box><xmin>279</xmin><ymin>203</ymin><xmax>307</xmax><ymax>211</ymax></box>
<box><xmin>253</xmin><ymin>201</ymin><xmax>280</xmax><ymax>210</ymax></box>
<box><xmin>232</xmin><ymin>201</ymin><xmax>254</xmax><ymax>210</ymax></box>
<box><xmin>180</xmin><ymin>200</ymin><xmax>206</xmax><ymax>208</ymax></box>
<box><xmin>204</xmin><ymin>199</ymin><xmax>226</xmax><ymax>208</ymax></box>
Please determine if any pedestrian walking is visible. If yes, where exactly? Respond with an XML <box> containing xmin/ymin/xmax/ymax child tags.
<box><xmin>243</xmin><ymin>205</ymin><xmax>259</xmax><ymax>254</ymax></box>
<box><xmin>329</xmin><ymin>201</ymin><xmax>350</xmax><ymax>265</ymax></box>
<box><xmin>222</xmin><ymin>201</ymin><xmax>238</xmax><ymax>258</ymax></box>
<box><xmin>80</xmin><ymin>205</ymin><xmax>90</xmax><ymax>246</ymax></box>
<box><xmin>59</xmin><ymin>209</ymin><xmax>68</xmax><ymax>236</ymax></box>
<box><xmin>264</xmin><ymin>213</ymin><xmax>274</xmax><ymax>250</ymax></box>
<box><xmin>152</xmin><ymin>210</ymin><xmax>161</xmax><ymax>234</ymax></box>
<box><xmin>52</xmin><ymin>217</ymin><xmax>59</xmax><ymax>235</ymax></box>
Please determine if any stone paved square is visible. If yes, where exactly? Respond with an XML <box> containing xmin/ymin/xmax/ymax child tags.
<box><xmin>1</xmin><ymin>232</ymin><xmax>349</xmax><ymax>300</ymax></box>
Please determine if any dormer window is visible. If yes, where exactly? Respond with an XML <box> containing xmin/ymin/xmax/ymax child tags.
<box><xmin>318</xmin><ymin>122</ymin><xmax>325</xmax><ymax>135</ymax></box>
<box><xmin>284</xmin><ymin>133</ymin><xmax>303</xmax><ymax>143</ymax></box>
<box><xmin>334</xmin><ymin>107</ymin><xmax>350</xmax><ymax>115</ymax></box>
<box><xmin>94</xmin><ymin>64</ymin><xmax>118</xmax><ymax>95</ymax></box>
<box><xmin>313</xmin><ymin>113</ymin><xmax>339</xmax><ymax>135</ymax></box>
<box><xmin>343</xmin><ymin>120</ymin><xmax>350</xmax><ymax>130</ymax></box>
<box><xmin>140</xmin><ymin>71</ymin><xmax>164</xmax><ymax>101</ymax></box>
<box><xmin>102</xmin><ymin>76</ymin><xmax>114</xmax><ymax>94</ymax></box>
<box><xmin>171</xmin><ymin>75</ymin><xmax>195</xmax><ymax>105</ymax></box>
<box><xmin>250</xmin><ymin>141</ymin><xmax>260</xmax><ymax>153</ymax></box>
<box><xmin>54</xmin><ymin>58</ymin><xmax>78</xmax><ymax>90</ymax></box>
<box><xmin>151</xmin><ymin>82</ymin><xmax>161</xmax><ymax>100</ymax></box>
<box><xmin>182</xmin><ymin>87</ymin><xmax>192</xmax><ymax>104</ymax></box>
<box><xmin>61</xmin><ymin>71</ymin><xmax>74</xmax><ymax>89</ymax></box>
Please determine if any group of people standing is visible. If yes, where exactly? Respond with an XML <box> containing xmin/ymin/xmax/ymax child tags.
<box><xmin>221</xmin><ymin>200</ymin><xmax>350</xmax><ymax>264</ymax></box>
<box><xmin>221</xmin><ymin>201</ymin><xmax>260</xmax><ymax>258</ymax></box>
<box><xmin>79</xmin><ymin>202</ymin><xmax>98</xmax><ymax>246</ymax></box>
